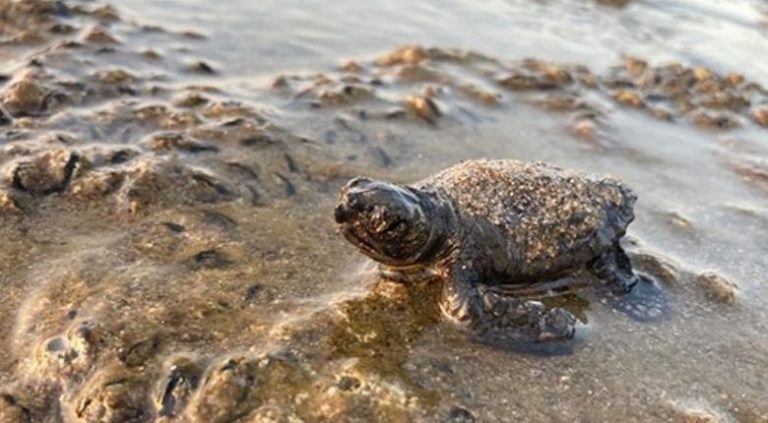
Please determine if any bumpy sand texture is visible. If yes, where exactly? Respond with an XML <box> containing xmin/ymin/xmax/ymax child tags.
<box><xmin>0</xmin><ymin>0</ymin><xmax>767</xmax><ymax>422</ymax></box>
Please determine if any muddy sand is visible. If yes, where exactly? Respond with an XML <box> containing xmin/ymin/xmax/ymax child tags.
<box><xmin>1</xmin><ymin>1</ymin><xmax>767</xmax><ymax>422</ymax></box>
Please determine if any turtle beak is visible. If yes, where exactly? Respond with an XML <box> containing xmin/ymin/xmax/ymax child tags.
<box><xmin>335</xmin><ymin>177</ymin><xmax>373</xmax><ymax>224</ymax></box>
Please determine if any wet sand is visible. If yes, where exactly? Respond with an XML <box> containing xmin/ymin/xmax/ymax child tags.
<box><xmin>1</xmin><ymin>0</ymin><xmax>768</xmax><ymax>422</ymax></box>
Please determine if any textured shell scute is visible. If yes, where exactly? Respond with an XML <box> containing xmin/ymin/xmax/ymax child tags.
<box><xmin>416</xmin><ymin>160</ymin><xmax>635</xmax><ymax>273</ymax></box>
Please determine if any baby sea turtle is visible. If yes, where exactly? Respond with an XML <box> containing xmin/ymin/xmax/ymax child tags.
<box><xmin>334</xmin><ymin>159</ymin><xmax>663</xmax><ymax>342</ymax></box>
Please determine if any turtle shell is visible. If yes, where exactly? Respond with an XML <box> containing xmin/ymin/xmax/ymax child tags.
<box><xmin>416</xmin><ymin>160</ymin><xmax>636</xmax><ymax>278</ymax></box>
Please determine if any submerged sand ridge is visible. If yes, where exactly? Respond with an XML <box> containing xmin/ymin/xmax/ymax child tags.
<box><xmin>0</xmin><ymin>0</ymin><xmax>767</xmax><ymax>422</ymax></box>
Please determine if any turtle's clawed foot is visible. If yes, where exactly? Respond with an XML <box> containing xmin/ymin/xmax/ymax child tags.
<box><xmin>590</xmin><ymin>243</ymin><xmax>668</xmax><ymax>321</ymax></box>
<box><xmin>606</xmin><ymin>275</ymin><xmax>667</xmax><ymax>321</ymax></box>
<box><xmin>537</xmin><ymin>307</ymin><xmax>577</xmax><ymax>342</ymax></box>
<box><xmin>440</xmin><ymin>265</ymin><xmax>579</xmax><ymax>351</ymax></box>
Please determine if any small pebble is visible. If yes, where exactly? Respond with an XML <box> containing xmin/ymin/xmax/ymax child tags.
<box><xmin>375</xmin><ymin>45</ymin><xmax>429</xmax><ymax>66</ymax></box>
<box><xmin>11</xmin><ymin>149</ymin><xmax>80</xmax><ymax>196</ymax></box>
<box><xmin>142</xmin><ymin>49</ymin><xmax>163</xmax><ymax>60</ymax></box>
<box><xmin>338</xmin><ymin>376</ymin><xmax>361</xmax><ymax>391</ymax></box>
<box><xmin>569</xmin><ymin>118</ymin><xmax>599</xmax><ymax>144</ymax></box>
<box><xmin>624</xmin><ymin>57</ymin><xmax>648</xmax><ymax>77</ymax></box>
<box><xmin>691</xmin><ymin>111</ymin><xmax>739</xmax><ymax>130</ymax></box>
<box><xmin>676</xmin><ymin>407</ymin><xmax>728</xmax><ymax>423</ymax></box>
<box><xmin>0</xmin><ymin>106</ymin><xmax>12</xmax><ymax>125</ymax></box>
<box><xmin>752</xmin><ymin>106</ymin><xmax>768</xmax><ymax>127</ymax></box>
<box><xmin>694</xmin><ymin>271</ymin><xmax>737</xmax><ymax>305</ymax></box>
<box><xmin>340</xmin><ymin>61</ymin><xmax>363</xmax><ymax>73</ymax></box>
<box><xmin>613</xmin><ymin>90</ymin><xmax>645</xmax><ymax>108</ymax></box>
<box><xmin>404</xmin><ymin>95</ymin><xmax>441</xmax><ymax>124</ymax></box>
<box><xmin>190</xmin><ymin>250</ymin><xmax>231</xmax><ymax>270</ymax></box>
<box><xmin>83</xmin><ymin>25</ymin><xmax>119</xmax><ymax>44</ymax></box>
<box><xmin>445</xmin><ymin>406</ymin><xmax>475</xmax><ymax>423</ymax></box>
<box><xmin>724</xmin><ymin>72</ymin><xmax>745</xmax><ymax>86</ymax></box>
<box><xmin>692</xmin><ymin>67</ymin><xmax>712</xmax><ymax>82</ymax></box>
<box><xmin>189</xmin><ymin>61</ymin><xmax>216</xmax><ymax>75</ymax></box>
<box><xmin>0</xmin><ymin>190</ymin><xmax>20</xmax><ymax>213</ymax></box>
<box><xmin>0</xmin><ymin>393</ymin><xmax>30</xmax><ymax>423</ymax></box>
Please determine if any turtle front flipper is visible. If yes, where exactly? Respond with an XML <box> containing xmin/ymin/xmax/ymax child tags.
<box><xmin>439</xmin><ymin>265</ymin><xmax>576</xmax><ymax>343</ymax></box>
<box><xmin>590</xmin><ymin>242</ymin><xmax>667</xmax><ymax>321</ymax></box>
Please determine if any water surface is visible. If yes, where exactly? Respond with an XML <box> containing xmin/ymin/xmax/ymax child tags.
<box><xmin>1</xmin><ymin>0</ymin><xmax>767</xmax><ymax>421</ymax></box>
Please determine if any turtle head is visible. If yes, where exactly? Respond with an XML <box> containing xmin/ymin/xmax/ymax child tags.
<box><xmin>334</xmin><ymin>177</ymin><xmax>441</xmax><ymax>266</ymax></box>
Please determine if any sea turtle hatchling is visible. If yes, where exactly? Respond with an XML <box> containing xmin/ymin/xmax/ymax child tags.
<box><xmin>334</xmin><ymin>159</ymin><xmax>664</xmax><ymax>342</ymax></box>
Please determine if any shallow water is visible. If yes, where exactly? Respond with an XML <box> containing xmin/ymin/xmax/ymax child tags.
<box><xmin>1</xmin><ymin>0</ymin><xmax>768</xmax><ymax>421</ymax></box>
<box><xmin>122</xmin><ymin>0</ymin><xmax>768</xmax><ymax>80</ymax></box>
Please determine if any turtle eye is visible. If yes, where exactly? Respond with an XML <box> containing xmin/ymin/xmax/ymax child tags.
<box><xmin>369</xmin><ymin>205</ymin><xmax>407</xmax><ymax>235</ymax></box>
<box><xmin>369</xmin><ymin>206</ymin><xmax>391</xmax><ymax>233</ymax></box>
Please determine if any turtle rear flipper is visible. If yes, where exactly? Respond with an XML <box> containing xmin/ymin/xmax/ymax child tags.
<box><xmin>600</xmin><ymin>274</ymin><xmax>667</xmax><ymax>321</ymax></box>
<box><xmin>590</xmin><ymin>243</ymin><xmax>667</xmax><ymax>321</ymax></box>
<box><xmin>590</xmin><ymin>242</ymin><xmax>640</xmax><ymax>293</ymax></box>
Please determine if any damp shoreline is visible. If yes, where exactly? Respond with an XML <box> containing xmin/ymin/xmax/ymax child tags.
<box><xmin>0</xmin><ymin>0</ymin><xmax>767</xmax><ymax>421</ymax></box>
